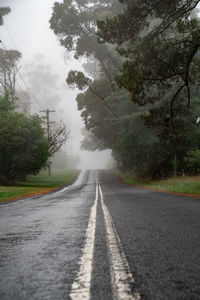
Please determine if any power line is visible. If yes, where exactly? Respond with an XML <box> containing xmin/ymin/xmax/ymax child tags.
<box><xmin>3</xmin><ymin>23</ymin><xmax>19</xmax><ymax>52</ymax></box>
<box><xmin>2</xmin><ymin>25</ymin><xmax>45</xmax><ymax>110</ymax></box>
<box><xmin>15</xmin><ymin>81</ymin><xmax>39</xmax><ymax>112</ymax></box>
<box><xmin>0</xmin><ymin>26</ymin><xmax>38</xmax><ymax>112</ymax></box>
<box><xmin>15</xmin><ymin>68</ymin><xmax>44</xmax><ymax>110</ymax></box>
<box><xmin>0</xmin><ymin>39</ymin><xmax>44</xmax><ymax>111</ymax></box>
<box><xmin>3</xmin><ymin>24</ymin><xmax>37</xmax><ymax>82</ymax></box>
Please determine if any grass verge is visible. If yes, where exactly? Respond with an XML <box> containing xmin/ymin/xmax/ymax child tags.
<box><xmin>0</xmin><ymin>169</ymin><xmax>80</xmax><ymax>203</ymax></box>
<box><xmin>116</xmin><ymin>170</ymin><xmax>200</xmax><ymax>197</ymax></box>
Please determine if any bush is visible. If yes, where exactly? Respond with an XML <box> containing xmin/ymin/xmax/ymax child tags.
<box><xmin>0</xmin><ymin>95</ymin><xmax>50</xmax><ymax>184</ymax></box>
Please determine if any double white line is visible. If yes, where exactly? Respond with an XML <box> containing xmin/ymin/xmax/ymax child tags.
<box><xmin>69</xmin><ymin>175</ymin><xmax>140</xmax><ymax>300</ymax></box>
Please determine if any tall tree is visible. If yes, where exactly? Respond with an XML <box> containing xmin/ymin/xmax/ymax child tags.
<box><xmin>0</xmin><ymin>49</ymin><xmax>21</xmax><ymax>100</ymax></box>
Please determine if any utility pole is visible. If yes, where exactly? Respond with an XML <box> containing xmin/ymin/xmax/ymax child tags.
<box><xmin>40</xmin><ymin>109</ymin><xmax>55</xmax><ymax>176</ymax></box>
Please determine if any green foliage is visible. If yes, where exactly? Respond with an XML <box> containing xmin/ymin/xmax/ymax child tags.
<box><xmin>184</xmin><ymin>149</ymin><xmax>200</xmax><ymax>174</ymax></box>
<box><xmin>50</xmin><ymin>0</ymin><xmax>122</xmax><ymax>58</ymax></box>
<box><xmin>117</xmin><ymin>124</ymin><xmax>171</xmax><ymax>179</ymax></box>
<box><xmin>0</xmin><ymin>93</ymin><xmax>15</xmax><ymax>111</ymax></box>
<box><xmin>67</xmin><ymin>71</ymin><xmax>92</xmax><ymax>90</ymax></box>
<box><xmin>0</xmin><ymin>95</ymin><xmax>50</xmax><ymax>184</ymax></box>
<box><xmin>50</xmin><ymin>0</ymin><xmax>122</xmax><ymax>87</ymax></box>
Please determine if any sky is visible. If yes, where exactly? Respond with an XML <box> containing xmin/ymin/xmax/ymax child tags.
<box><xmin>0</xmin><ymin>0</ymin><xmax>114</xmax><ymax>169</ymax></box>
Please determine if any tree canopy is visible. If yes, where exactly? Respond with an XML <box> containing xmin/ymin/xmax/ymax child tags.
<box><xmin>50</xmin><ymin>0</ymin><xmax>200</xmax><ymax>178</ymax></box>
<box><xmin>97</xmin><ymin>0</ymin><xmax>200</xmax><ymax>133</ymax></box>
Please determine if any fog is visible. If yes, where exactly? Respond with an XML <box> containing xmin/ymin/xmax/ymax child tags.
<box><xmin>0</xmin><ymin>0</ymin><xmax>115</xmax><ymax>169</ymax></box>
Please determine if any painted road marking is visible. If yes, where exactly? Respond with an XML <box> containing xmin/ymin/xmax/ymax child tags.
<box><xmin>98</xmin><ymin>180</ymin><xmax>140</xmax><ymax>300</ymax></box>
<box><xmin>69</xmin><ymin>178</ymin><xmax>98</xmax><ymax>300</ymax></box>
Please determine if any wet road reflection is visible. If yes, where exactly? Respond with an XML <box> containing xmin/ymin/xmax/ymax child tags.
<box><xmin>0</xmin><ymin>170</ymin><xmax>96</xmax><ymax>300</ymax></box>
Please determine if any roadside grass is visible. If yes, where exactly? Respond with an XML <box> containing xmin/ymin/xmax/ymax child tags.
<box><xmin>116</xmin><ymin>170</ymin><xmax>200</xmax><ymax>197</ymax></box>
<box><xmin>0</xmin><ymin>169</ymin><xmax>80</xmax><ymax>203</ymax></box>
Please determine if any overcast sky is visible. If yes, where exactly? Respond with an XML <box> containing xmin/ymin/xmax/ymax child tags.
<box><xmin>0</xmin><ymin>0</ymin><xmax>114</xmax><ymax>169</ymax></box>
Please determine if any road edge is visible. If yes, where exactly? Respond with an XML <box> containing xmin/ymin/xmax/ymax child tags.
<box><xmin>0</xmin><ymin>170</ymin><xmax>81</xmax><ymax>205</ymax></box>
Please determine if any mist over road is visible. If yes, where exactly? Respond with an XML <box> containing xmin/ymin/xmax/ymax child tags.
<box><xmin>0</xmin><ymin>170</ymin><xmax>200</xmax><ymax>300</ymax></box>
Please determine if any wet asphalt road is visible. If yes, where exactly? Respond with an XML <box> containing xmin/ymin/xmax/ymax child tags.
<box><xmin>0</xmin><ymin>170</ymin><xmax>200</xmax><ymax>300</ymax></box>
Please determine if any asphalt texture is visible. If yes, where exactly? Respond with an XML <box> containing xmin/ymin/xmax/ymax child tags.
<box><xmin>0</xmin><ymin>170</ymin><xmax>200</xmax><ymax>300</ymax></box>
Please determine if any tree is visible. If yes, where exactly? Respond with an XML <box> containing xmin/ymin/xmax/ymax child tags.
<box><xmin>50</xmin><ymin>1</ymin><xmax>173</xmax><ymax>178</ymax></box>
<box><xmin>48</xmin><ymin>121</ymin><xmax>69</xmax><ymax>156</ymax></box>
<box><xmin>97</xmin><ymin>0</ymin><xmax>200</xmax><ymax>135</ymax></box>
<box><xmin>50</xmin><ymin>0</ymin><xmax>200</xmax><ymax>178</ymax></box>
<box><xmin>25</xmin><ymin>56</ymin><xmax>60</xmax><ymax>113</ymax></box>
<box><xmin>0</xmin><ymin>48</ymin><xmax>21</xmax><ymax>100</ymax></box>
<box><xmin>0</xmin><ymin>7</ymin><xmax>10</xmax><ymax>25</ymax></box>
<box><xmin>50</xmin><ymin>0</ymin><xmax>129</xmax><ymax>161</ymax></box>
<box><xmin>0</xmin><ymin>94</ymin><xmax>50</xmax><ymax>184</ymax></box>
<box><xmin>50</xmin><ymin>0</ymin><xmax>122</xmax><ymax>88</ymax></box>
<box><xmin>116</xmin><ymin>120</ymin><xmax>171</xmax><ymax>179</ymax></box>
<box><xmin>95</xmin><ymin>0</ymin><xmax>200</xmax><ymax>177</ymax></box>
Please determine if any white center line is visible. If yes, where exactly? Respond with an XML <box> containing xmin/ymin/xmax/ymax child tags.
<box><xmin>69</xmin><ymin>177</ymin><xmax>98</xmax><ymax>300</ymax></box>
<box><xmin>98</xmin><ymin>180</ymin><xmax>140</xmax><ymax>300</ymax></box>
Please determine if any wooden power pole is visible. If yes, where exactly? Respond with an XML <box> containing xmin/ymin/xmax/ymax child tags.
<box><xmin>40</xmin><ymin>109</ymin><xmax>55</xmax><ymax>176</ymax></box>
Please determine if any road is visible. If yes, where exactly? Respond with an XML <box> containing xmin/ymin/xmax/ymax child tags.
<box><xmin>0</xmin><ymin>170</ymin><xmax>200</xmax><ymax>300</ymax></box>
